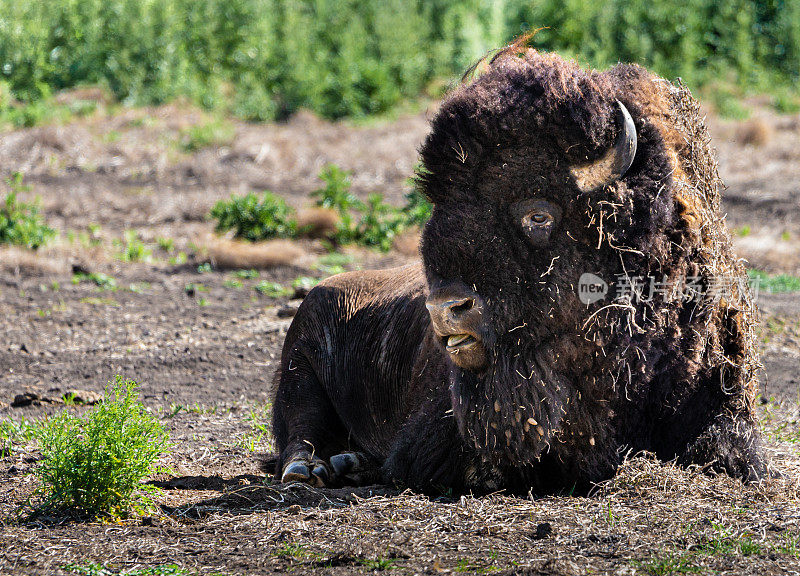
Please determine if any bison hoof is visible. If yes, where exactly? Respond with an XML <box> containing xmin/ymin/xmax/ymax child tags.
<box><xmin>280</xmin><ymin>455</ymin><xmax>330</xmax><ymax>487</ymax></box>
<box><xmin>330</xmin><ymin>452</ymin><xmax>375</xmax><ymax>485</ymax></box>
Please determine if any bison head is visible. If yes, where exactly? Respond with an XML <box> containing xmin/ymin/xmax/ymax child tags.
<box><xmin>416</xmin><ymin>48</ymin><xmax>756</xmax><ymax>474</ymax></box>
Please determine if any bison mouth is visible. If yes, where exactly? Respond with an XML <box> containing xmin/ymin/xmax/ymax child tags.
<box><xmin>437</xmin><ymin>331</ymin><xmax>487</xmax><ymax>370</ymax></box>
<box><xmin>444</xmin><ymin>333</ymin><xmax>477</xmax><ymax>353</ymax></box>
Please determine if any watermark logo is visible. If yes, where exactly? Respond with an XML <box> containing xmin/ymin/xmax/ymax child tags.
<box><xmin>578</xmin><ymin>273</ymin><xmax>608</xmax><ymax>305</ymax></box>
<box><xmin>576</xmin><ymin>272</ymin><xmax>761</xmax><ymax>304</ymax></box>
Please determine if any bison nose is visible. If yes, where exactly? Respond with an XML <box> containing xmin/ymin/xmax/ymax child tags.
<box><xmin>426</xmin><ymin>285</ymin><xmax>485</xmax><ymax>337</ymax></box>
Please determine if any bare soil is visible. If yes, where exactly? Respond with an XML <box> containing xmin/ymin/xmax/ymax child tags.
<box><xmin>0</xmin><ymin>97</ymin><xmax>798</xmax><ymax>575</ymax></box>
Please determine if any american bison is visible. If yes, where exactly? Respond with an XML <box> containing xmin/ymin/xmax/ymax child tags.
<box><xmin>271</xmin><ymin>44</ymin><xmax>771</xmax><ymax>494</ymax></box>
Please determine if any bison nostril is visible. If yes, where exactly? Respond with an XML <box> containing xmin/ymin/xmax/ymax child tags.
<box><xmin>449</xmin><ymin>298</ymin><xmax>475</xmax><ymax>315</ymax></box>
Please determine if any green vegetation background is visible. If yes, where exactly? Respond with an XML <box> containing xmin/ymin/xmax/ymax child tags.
<box><xmin>0</xmin><ymin>0</ymin><xmax>798</xmax><ymax>121</ymax></box>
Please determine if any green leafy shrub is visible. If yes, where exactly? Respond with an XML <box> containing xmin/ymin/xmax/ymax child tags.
<box><xmin>0</xmin><ymin>173</ymin><xmax>55</xmax><ymax>249</ymax></box>
<box><xmin>312</xmin><ymin>164</ymin><xmax>431</xmax><ymax>251</ymax></box>
<box><xmin>210</xmin><ymin>164</ymin><xmax>431</xmax><ymax>251</ymax></box>
<box><xmin>210</xmin><ymin>192</ymin><xmax>298</xmax><ymax>242</ymax></box>
<box><xmin>32</xmin><ymin>376</ymin><xmax>170</xmax><ymax>518</ymax></box>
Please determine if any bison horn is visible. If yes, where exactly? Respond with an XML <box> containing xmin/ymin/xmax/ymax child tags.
<box><xmin>570</xmin><ymin>100</ymin><xmax>637</xmax><ymax>192</ymax></box>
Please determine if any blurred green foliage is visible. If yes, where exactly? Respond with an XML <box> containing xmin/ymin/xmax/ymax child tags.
<box><xmin>0</xmin><ymin>1</ymin><xmax>797</xmax><ymax>121</ymax></box>
<box><xmin>210</xmin><ymin>164</ymin><xmax>432</xmax><ymax>251</ymax></box>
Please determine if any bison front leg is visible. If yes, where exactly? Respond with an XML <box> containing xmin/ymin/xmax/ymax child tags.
<box><xmin>272</xmin><ymin>349</ymin><xmax>346</xmax><ymax>487</ymax></box>
<box><xmin>678</xmin><ymin>413</ymin><xmax>773</xmax><ymax>483</ymax></box>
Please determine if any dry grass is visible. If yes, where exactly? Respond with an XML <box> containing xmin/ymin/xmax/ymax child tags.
<box><xmin>736</xmin><ymin>118</ymin><xmax>774</xmax><ymax>147</ymax></box>
<box><xmin>0</xmin><ymin>246</ymin><xmax>70</xmax><ymax>276</ymax></box>
<box><xmin>205</xmin><ymin>237</ymin><xmax>308</xmax><ymax>269</ymax></box>
<box><xmin>296</xmin><ymin>206</ymin><xmax>340</xmax><ymax>239</ymax></box>
<box><xmin>392</xmin><ymin>226</ymin><xmax>421</xmax><ymax>257</ymax></box>
<box><xmin>0</xmin><ymin>400</ymin><xmax>797</xmax><ymax>575</ymax></box>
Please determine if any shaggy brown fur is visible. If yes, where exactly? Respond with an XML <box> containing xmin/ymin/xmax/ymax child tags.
<box><xmin>271</xmin><ymin>47</ymin><xmax>770</xmax><ymax>494</ymax></box>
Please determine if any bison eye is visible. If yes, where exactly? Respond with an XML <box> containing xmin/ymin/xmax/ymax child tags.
<box><xmin>511</xmin><ymin>199</ymin><xmax>562</xmax><ymax>247</ymax></box>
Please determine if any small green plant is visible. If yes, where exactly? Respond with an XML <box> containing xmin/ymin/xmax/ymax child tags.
<box><xmin>254</xmin><ymin>281</ymin><xmax>292</xmax><ymax>298</ymax></box>
<box><xmin>636</xmin><ymin>553</ymin><xmax>700</xmax><ymax>575</ymax></box>
<box><xmin>734</xmin><ymin>225</ymin><xmax>751</xmax><ymax>237</ymax></box>
<box><xmin>179</xmin><ymin>119</ymin><xmax>235</xmax><ymax>152</ymax></box>
<box><xmin>236</xmin><ymin>404</ymin><xmax>274</xmax><ymax>452</ymax></box>
<box><xmin>273</xmin><ymin>543</ymin><xmax>306</xmax><ymax>559</ymax></box>
<box><xmin>210</xmin><ymin>191</ymin><xmax>299</xmax><ymax>242</ymax></box>
<box><xmin>197</xmin><ymin>262</ymin><xmax>213</xmax><ymax>273</ymax></box>
<box><xmin>292</xmin><ymin>276</ymin><xmax>319</xmax><ymax>291</ymax></box>
<box><xmin>116</xmin><ymin>230</ymin><xmax>152</xmax><ymax>263</ymax></box>
<box><xmin>79</xmin><ymin>296</ymin><xmax>119</xmax><ymax>306</ymax></box>
<box><xmin>0</xmin><ymin>418</ymin><xmax>36</xmax><ymax>457</ymax></box>
<box><xmin>233</xmin><ymin>269</ymin><xmax>259</xmax><ymax>279</ymax></box>
<box><xmin>359</xmin><ymin>557</ymin><xmax>396</xmax><ymax>570</ymax></box>
<box><xmin>223</xmin><ymin>279</ymin><xmax>243</xmax><ymax>289</ymax></box>
<box><xmin>0</xmin><ymin>173</ymin><xmax>56</xmax><ymax>249</ymax></box>
<box><xmin>65</xmin><ymin>563</ymin><xmax>194</xmax><ymax>576</ymax></box>
<box><xmin>184</xmin><ymin>282</ymin><xmax>208</xmax><ymax>295</ymax></box>
<box><xmin>156</xmin><ymin>237</ymin><xmax>175</xmax><ymax>252</ymax></box>
<box><xmin>72</xmin><ymin>271</ymin><xmax>118</xmax><ymax>291</ymax></box>
<box><xmin>31</xmin><ymin>376</ymin><xmax>170</xmax><ymax>518</ymax></box>
<box><xmin>168</xmin><ymin>251</ymin><xmax>188</xmax><ymax>266</ymax></box>
<box><xmin>781</xmin><ymin>231</ymin><xmax>792</xmax><ymax>242</ymax></box>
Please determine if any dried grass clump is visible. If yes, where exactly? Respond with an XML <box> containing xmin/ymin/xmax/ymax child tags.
<box><xmin>736</xmin><ymin>118</ymin><xmax>774</xmax><ymax>147</ymax></box>
<box><xmin>296</xmin><ymin>207</ymin><xmax>340</xmax><ymax>239</ymax></box>
<box><xmin>0</xmin><ymin>245</ymin><xmax>69</xmax><ymax>276</ymax></box>
<box><xmin>392</xmin><ymin>227</ymin><xmax>421</xmax><ymax>257</ymax></box>
<box><xmin>206</xmin><ymin>238</ymin><xmax>307</xmax><ymax>269</ymax></box>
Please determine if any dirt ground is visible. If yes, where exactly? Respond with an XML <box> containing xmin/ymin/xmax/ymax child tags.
<box><xmin>0</xmin><ymin>94</ymin><xmax>799</xmax><ymax>575</ymax></box>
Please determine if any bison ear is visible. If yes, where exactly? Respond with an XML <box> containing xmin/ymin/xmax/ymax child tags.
<box><xmin>569</xmin><ymin>100</ymin><xmax>637</xmax><ymax>192</ymax></box>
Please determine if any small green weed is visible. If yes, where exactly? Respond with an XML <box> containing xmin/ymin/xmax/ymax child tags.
<box><xmin>31</xmin><ymin>375</ymin><xmax>170</xmax><ymax>518</ymax></box>
<box><xmin>72</xmin><ymin>272</ymin><xmax>118</xmax><ymax>291</ymax></box>
<box><xmin>635</xmin><ymin>552</ymin><xmax>701</xmax><ymax>575</ymax></box>
<box><xmin>273</xmin><ymin>543</ymin><xmax>314</xmax><ymax>560</ymax></box>
<box><xmin>292</xmin><ymin>276</ymin><xmax>319</xmax><ymax>292</ymax></box>
<box><xmin>233</xmin><ymin>269</ymin><xmax>259</xmax><ymax>279</ymax></box>
<box><xmin>156</xmin><ymin>237</ymin><xmax>175</xmax><ymax>252</ymax></box>
<box><xmin>237</xmin><ymin>405</ymin><xmax>273</xmax><ymax>452</ymax></box>
<box><xmin>79</xmin><ymin>296</ymin><xmax>119</xmax><ymax>306</ymax></box>
<box><xmin>0</xmin><ymin>173</ymin><xmax>55</xmax><ymax>249</ymax></box>
<box><xmin>116</xmin><ymin>230</ymin><xmax>152</xmax><ymax>263</ymax></box>
<box><xmin>0</xmin><ymin>418</ymin><xmax>36</xmax><ymax>457</ymax></box>
<box><xmin>734</xmin><ymin>225</ymin><xmax>751</xmax><ymax>237</ymax></box>
<box><xmin>254</xmin><ymin>281</ymin><xmax>292</xmax><ymax>298</ymax></box>
<box><xmin>64</xmin><ymin>563</ymin><xmax>197</xmax><ymax>575</ymax></box>
<box><xmin>359</xmin><ymin>557</ymin><xmax>396</xmax><ymax>570</ymax></box>
<box><xmin>179</xmin><ymin>119</ymin><xmax>235</xmax><ymax>152</ymax></box>
<box><xmin>168</xmin><ymin>251</ymin><xmax>188</xmax><ymax>266</ymax></box>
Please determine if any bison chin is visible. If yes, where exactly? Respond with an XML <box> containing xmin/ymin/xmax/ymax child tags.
<box><xmin>451</xmin><ymin>338</ymin><xmax>573</xmax><ymax>465</ymax></box>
